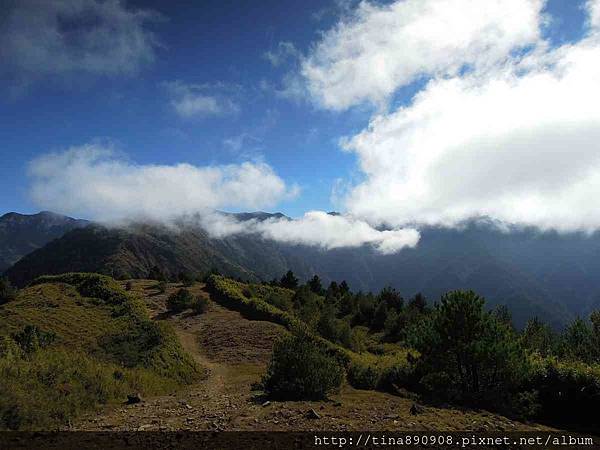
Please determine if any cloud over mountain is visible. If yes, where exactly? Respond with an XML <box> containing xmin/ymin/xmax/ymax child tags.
<box><xmin>27</xmin><ymin>144</ymin><xmax>418</xmax><ymax>254</ymax></box>
<box><xmin>28</xmin><ymin>144</ymin><xmax>292</xmax><ymax>221</ymax></box>
<box><xmin>200</xmin><ymin>211</ymin><xmax>420</xmax><ymax>254</ymax></box>
<box><xmin>301</xmin><ymin>0</ymin><xmax>600</xmax><ymax>233</ymax></box>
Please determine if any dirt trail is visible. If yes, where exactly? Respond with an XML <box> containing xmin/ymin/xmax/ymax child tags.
<box><xmin>174</xmin><ymin>327</ymin><xmax>227</xmax><ymax>396</ymax></box>
<box><xmin>73</xmin><ymin>281</ymin><xmax>554</xmax><ymax>432</ymax></box>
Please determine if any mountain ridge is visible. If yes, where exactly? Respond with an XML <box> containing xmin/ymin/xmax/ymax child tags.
<box><xmin>3</xmin><ymin>211</ymin><xmax>600</xmax><ymax>328</ymax></box>
<box><xmin>0</xmin><ymin>210</ymin><xmax>88</xmax><ymax>272</ymax></box>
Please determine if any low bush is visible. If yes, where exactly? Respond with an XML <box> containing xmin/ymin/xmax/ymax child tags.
<box><xmin>262</xmin><ymin>333</ymin><xmax>343</xmax><ymax>400</ymax></box>
<box><xmin>192</xmin><ymin>296</ymin><xmax>209</xmax><ymax>315</ymax></box>
<box><xmin>166</xmin><ymin>288</ymin><xmax>194</xmax><ymax>313</ymax></box>
<box><xmin>12</xmin><ymin>325</ymin><xmax>56</xmax><ymax>354</ymax></box>
<box><xmin>525</xmin><ymin>356</ymin><xmax>600</xmax><ymax>428</ymax></box>
<box><xmin>179</xmin><ymin>272</ymin><xmax>195</xmax><ymax>287</ymax></box>
<box><xmin>347</xmin><ymin>350</ymin><xmax>417</xmax><ymax>392</ymax></box>
<box><xmin>347</xmin><ymin>360</ymin><xmax>380</xmax><ymax>390</ymax></box>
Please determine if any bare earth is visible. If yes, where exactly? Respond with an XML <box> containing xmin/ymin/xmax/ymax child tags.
<box><xmin>73</xmin><ymin>280</ymin><xmax>555</xmax><ymax>432</ymax></box>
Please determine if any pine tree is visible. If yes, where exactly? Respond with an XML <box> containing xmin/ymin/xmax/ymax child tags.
<box><xmin>280</xmin><ymin>270</ymin><xmax>299</xmax><ymax>289</ymax></box>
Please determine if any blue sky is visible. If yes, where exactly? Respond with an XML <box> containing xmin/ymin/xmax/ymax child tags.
<box><xmin>1</xmin><ymin>0</ymin><xmax>599</xmax><ymax>250</ymax></box>
<box><xmin>1</xmin><ymin>0</ymin><xmax>367</xmax><ymax>217</ymax></box>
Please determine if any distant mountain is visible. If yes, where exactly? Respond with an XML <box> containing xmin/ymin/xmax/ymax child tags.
<box><xmin>3</xmin><ymin>212</ymin><xmax>600</xmax><ymax>328</ymax></box>
<box><xmin>0</xmin><ymin>211</ymin><xmax>88</xmax><ymax>272</ymax></box>
<box><xmin>227</xmin><ymin>211</ymin><xmax>289</xmax><ymax>222</ymax></box>
<box><xmin>4</xmin><ymin>220</ymin><xmax>314</xmax><ymax>289</ymax></box>
<box><xmin>286</xmin><ymin>223</ymin><xmax>590</xmax><ymax>329</ymax></box>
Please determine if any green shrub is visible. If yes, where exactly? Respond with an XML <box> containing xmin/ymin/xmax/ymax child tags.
<box><xmin>262</xmin><ymin>333</ymin><xmax>343</xmax><ymax>400</ymax></box>
<box><xmin>166</xmin><ymin>288</ymin><xmax>194</xmax><ymax>313</ymax></box>
<box><xmin>148</xmin><ymin>266</ymin><xmax>166</xmax><ymax>281</ymax></box>
<box><xmin>347</xmin><ymin>351</ymin><xmax>417</xmax><ymax>392</ymax></box>
<box><xmin>192</xmin><ymin>296</ymin><xmax>209</xmax><ymax>315</ymax></box>
<box><xmin>350</xmin><ymin>326</ymin><xmax>369</xmax><ymax>353</ymax></box>
<box><xmin>100</xmin><ymin>320</ymin><xmax>163</xmax><ymax>367</ymax></box>
<box><xmin>32</xmin><ymin>273</ymin><xmax>147</xmax><ymax>320</ymax></box>
<box><xmin>525</xmin><ymin>356</ymin><xmax>600</xmax><ymax>427</ymax></box>
<box><xmin>264</xmin><ymin>292</ymin><xmax>293</xmax><ymax>311</ymax></box>
<box><xmin>179</xmin><ymin>272</ymin><xmax>195</xmax><ymax>287</ymax></box>
<box><xmin>347</xmin><ymin>360</ymin><xmax>380</xmax><ymax>390</ymax></box>
<box><xmin>12</xmin><ymin>325</ymin><xmax>56</xmax><ymax>354</ymax></box>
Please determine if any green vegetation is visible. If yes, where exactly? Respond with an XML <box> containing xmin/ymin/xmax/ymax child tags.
<box><xmin>408</xmin><ymin>291</ymin><xmax>528</xmax><ymax>407</ymax></box>
<box><xmin>209</xmin><ymin>271</ymin><xmax>600</xmax><ymax>430</ymax></box>
<box><xmin>206</xmin><ymin>275</ymin><xmax>409</xmax><ymax>387</ymax></box>
<box><xmin>0</xmin><ymin>273</ymin><xmax>201</xmax><ymax>430</ymax></box>
<box><xmin>262</xmin><ymin>333</ymin><xmax>344</xmax><ymax>400</ymax></box>
<box><xmin>178</xmin><ymin>271</ymin><xmax>196</xmax><ymax>287</ymax></box>
<box><xmin>192</xmin><ymin>296</ymin><xmax>209</xmax><ymax>315</ymax></box>
<box><xmin>279</xmin><ymin>270</ymin><xmax>298</xmax><ymax>290</ymax></box>
<box><xmin>166</xmin><ymin>288</ymin><xmax>195</xmax><ymax>313</ymax></box>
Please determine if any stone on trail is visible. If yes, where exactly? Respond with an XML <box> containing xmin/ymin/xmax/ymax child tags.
<box><xmin>306</xmin><ymin>408</ymin><xmax>321</xmax><ymax>419</ymax></box>
<box><xmin>127</xmin><ymin>393</ymin><xmax>143</xmax><ymax>404</ymax></box>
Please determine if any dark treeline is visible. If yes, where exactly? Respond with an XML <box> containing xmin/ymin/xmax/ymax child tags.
<box><xmin>267</xmin><ymin>271</ymin><xmax>600</xmax><ymax>364</ymax></box>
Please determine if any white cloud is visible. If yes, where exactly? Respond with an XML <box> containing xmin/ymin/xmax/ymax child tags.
<box><xmin>200</xmin><ymin>211</ymin><xmax>420</xmax><ymax>254</ymax></box>
<box><xmin>164</xmin><ymin>81</ymin><xmax>240</xmax><ymax>119</ymax></box>
<box><xmin>334</xmin><ymin>0</ymin><xmax>600</xmax><ymax>233</ymax></box>
<box><xmin>28</xmin><ymin>144</ymin><xmax>293</xmax><ymax>221</ymax></box>
<box><xmin>589</xmin><ymin>0</ymin><xmax>600</xmax><ymax>29</ymax></box>
<box><xmin>26</xmin><ymin>144</ymin><xmax>418</xmax><ymax>254</ymax></box>
<box><xmin>0</xmin><ymin>0</ymin><xmax>159</xmax><ymax>82</ymax></box>
<box><xmin>263</xmin><ymin>41</ymin><xmax>299</xmax><ymax>67</ymax></box>
<box><xmin>301</xmin><ymin>0</ymin><xmax>544</xmax><ymax>110</ymax></box>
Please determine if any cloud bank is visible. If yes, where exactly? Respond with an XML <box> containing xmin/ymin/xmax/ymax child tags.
<box><xmin>28</xmin><ymin>145</ymin><xmax>418</xmax><ymax>253</ymax></box>
<box><xmin>0</xmin><ymin>0</ymin><xmax>160</xmax><ymax>82</ymax></box>
<box><xmin>301</xmin><ymin>0</ymin><xmax>600</xmax><ymax>233</ymax></box>
<box><xmin>200</xmin><ymin>211</ymin><xmax>420</xmax><ymax>254</ymax></box>
<box><xmin>28</xmin><ymin>145</ymin><xmax>291</xmax><ymax>221</ymax></box>
<box><xmin>302</xmin><ymin>0</ymin><xmax>544</xmax><ymax>110</ymax></box>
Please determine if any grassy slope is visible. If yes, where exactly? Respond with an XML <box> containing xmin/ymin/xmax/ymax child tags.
<box><xmin>206</xmin><ymin>275</ymin><xmax>415</xmax><ymax>390</ymax></box>
<box><xmin>0</xmin><ymin>273</ymin><xmax>202</xmax><ymax>430</ymax></box>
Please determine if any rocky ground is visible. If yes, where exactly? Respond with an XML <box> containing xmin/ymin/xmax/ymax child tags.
<box><xmin>72</xmin><ymin>281</ymin><xmax>555</xmax><ymax>432</ymax></box>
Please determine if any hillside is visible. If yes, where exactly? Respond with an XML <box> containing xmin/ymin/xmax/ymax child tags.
<box><xmin>1</xmin><ymin>273</ymin><xmax>596</xmax><ymax>435</ymax></box>
<box><xmin>4</xmin><ymin>220</ymin><xmax>313</xmax><ymax>288</ymax></box>
<box><xmin>6</xmin><ymin>213</ymin><xmax>600</xmax><ymax>328</ymax></box>
<box><xmin>73</xmin><ymin>279</ymin><xmax>555</xmax><ymax>433</ymax></box>
<box><xmin>0</xmin><ymin>273</ymin><xmax>201</xmax><ymax>430</ymax></box>
<box><xmin>0</xmin><ymin>211</ymin><xmax>88</xmax><ymax>272</ymax></box>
